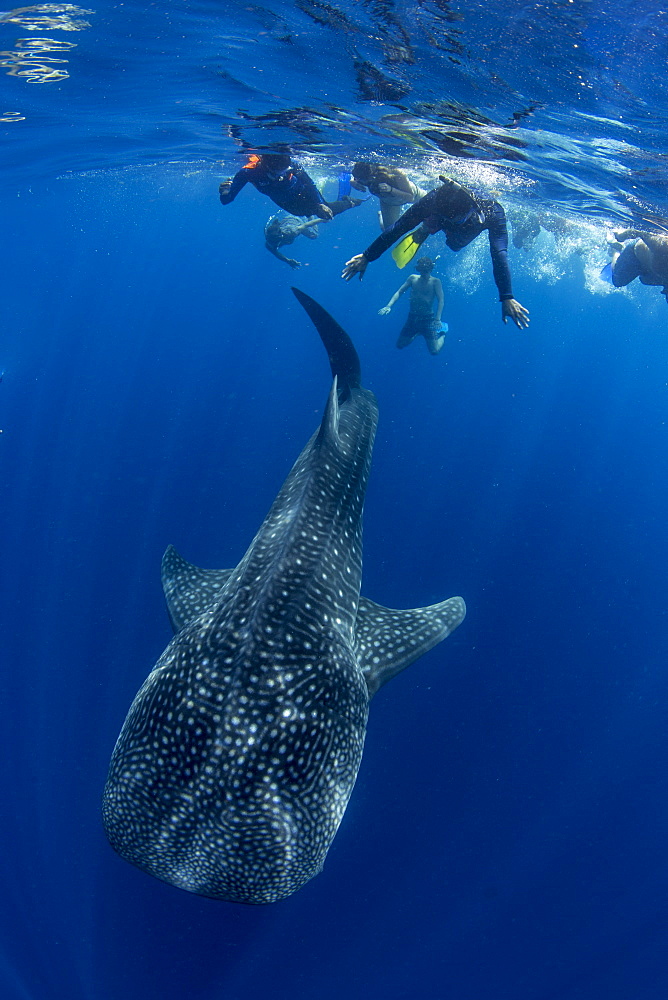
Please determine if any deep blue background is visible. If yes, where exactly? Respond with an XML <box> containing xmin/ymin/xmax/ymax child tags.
<box><xmin>1</xmin><ymin>170</ymin><xmax>667</xmax><ymax>1000</ymax></box>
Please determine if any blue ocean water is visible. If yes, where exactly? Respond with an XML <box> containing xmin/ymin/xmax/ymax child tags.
<box><xmin>2</xmin><ymin>3</ymin><xmax>668</xmax><ymax>999</ymax></box>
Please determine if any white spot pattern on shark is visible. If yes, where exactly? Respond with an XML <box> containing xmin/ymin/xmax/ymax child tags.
<box><xmin>102</xmin><ymin>290</ymin><xmax>465</xmax><ymax>904</ymax></box>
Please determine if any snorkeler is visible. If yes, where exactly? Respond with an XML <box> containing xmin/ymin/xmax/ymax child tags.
<box><xmin>508</xmin><ymin>209</ymin><xmax>542</xmax><ymax>250</ymax></box>
<box><xmin>264</xmin><ymin>213</ymin><xmax>323</xmax><ymax>269</ymax></box>
<box><xmin>219</xmin><ymin>153</ymin><xmax>361</xmax><ymax>221</ymax></box>
<box><xmin>341</xmin><ymin>175</ymin><xmax>530</xmax><ymax>329</ymax></box>
<box><xmin>350</xmin><ymin>161</ymin><xmax>425</xmax><ymax>230</ymax></box>
<box><xmin>379</xmin><ymin>256</ymin><xmax>446</xmax><ymax>355</ymax></box>
<box><xmin>601</xmin><ymin>229</ymin><xmax>668</xmax><ymax>303</ymax></box>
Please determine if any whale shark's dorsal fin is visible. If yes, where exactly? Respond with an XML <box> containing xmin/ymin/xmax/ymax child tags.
<box><xmin>355</xmin><ymin>596</ymin><xmax>467</xmax><ymax>697</ymax></box>
<box><xmin>317</xmin><ymin>374</ymin><xmax>342</xmax><ymax>447</ymax></box>
<box><xmin>291</xmin><ymin>287</ymin><xmax>361</xmax><ymax>394</ymax></box>
<box><xmin>161</xmin><ymin>545</ymin><xmax>232</xmax><ymax>632</ymax></box>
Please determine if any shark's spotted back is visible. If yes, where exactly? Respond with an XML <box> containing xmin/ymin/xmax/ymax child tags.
<box><xmin>102</xmin><ymin>291</ymin><xmax>465</xmax><ymax>903</ymax></box>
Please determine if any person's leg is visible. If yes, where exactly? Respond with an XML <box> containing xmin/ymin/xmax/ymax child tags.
<box><xmin>325</xmin><ymin>197</ymin><xmax>362</xmax><ymax>216</ymax></box>
<box><xmin>423</xmin><ymin>320</ymin><xmax>445</xmax><ymax>356</ymax></box>
<box><xmin>425</xmin><ymin>332</ymin><xmax>445</xmax><ymax>355</ymax></box>
<box><xmin>380</xmin><ymin>203</ymin><xmax>402</xmax><ymax>230</ymax></box>
<box><xmin>634</xmin><ymin>239</ymin><xmax>653</xmax><ymax>274</ymax></box>
<box><xmin>634</xmin><ymin>236</ymin><xmax>668</xmax><ymax>286</ymax></box>
<box><xmin>396</xmin><ymin>315</ymin><xmax>417</xmax><ymax>350</ymax></box>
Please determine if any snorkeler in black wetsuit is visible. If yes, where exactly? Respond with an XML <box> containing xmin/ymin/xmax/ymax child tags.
<box><xmin>219</xmin><ymin>153</ymin><xmax>360</xmax><ymax>222</ymax></box>
<box><xmin>342</xmin><ymin>176</ymin><xmax>530</xmax><ymax>329</ymax></box>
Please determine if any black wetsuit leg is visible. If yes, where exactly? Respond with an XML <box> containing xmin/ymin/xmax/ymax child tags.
<box><xmin>612</xmin><ymin>243</ymin><xmax>643</xmax><ymax>287</ymax></box>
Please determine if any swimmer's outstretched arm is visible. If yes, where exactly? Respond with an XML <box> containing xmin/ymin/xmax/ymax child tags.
<box><xmin>434</xmin><ymin>278</ymin><xmax>444</xmax><ymax>324</ymax></box>
<box><xmin>343</xmin><ymin>197</ymin><xmax>433</xmax><ymax>281</ymax></box>
<box><xmin>379</xmin><ymin>279</ymin><xmax>410</xmax><ymax>314</ymax></box>
<box><xmin>613</xmin><ymin>228</ymin><xmax>645</xmax><ymax>242</ymax></box>
<box><xmin>265</xmin><ymin>242</ymin><xmax>301</xmax><ymax>269</ymax></box>
<box><xmin>296</xmin><ymin>219</ymin><xmax>325</xmax><ymax>234</ymax></box>
<box><xmin>219</xmin><ymin>169</ymin><xmax>249</xmax><ymax>205</ymax></box>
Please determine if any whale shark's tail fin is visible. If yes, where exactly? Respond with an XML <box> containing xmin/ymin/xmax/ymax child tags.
<box><xmin>292</xmin><ymin>287</ymin><xmax>361</xmax><ymax>393</ymax></box>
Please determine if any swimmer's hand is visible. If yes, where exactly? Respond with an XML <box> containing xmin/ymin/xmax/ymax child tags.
<box><xmin>219</xmin><ymin>180</ymin><xmax>233</xmax><ymax>203</ymax></box>
<box><xmin>287</xmin><ymin>259</ymin><xmax>301</xmax><ymax>270</ymax></box>
<box><xmin>342</xmin><ymin>254</ymin><xmax>368</xmax><ymax>281</ymax></box>
<box><xmin>502</xmin><ymin>298</ymin><xmax>530</xmax><ymax>329</ymax></box>
<box><xmin>377</xmin><ymin>183</ymin><xmax>391</xmax><ymax>194</ymax></box>
<box><xmin>378</xmin><ymin>306</ymin><xmax>391</xmax><ymax>316</ymax></box>
<box><xmin>316</xmin><ymin>203</ymin><xmax>334</xmax><ymax>221</ymax></box>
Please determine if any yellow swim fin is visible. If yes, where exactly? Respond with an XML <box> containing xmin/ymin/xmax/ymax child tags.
<box><xmin>391</xmin><ymin>230</ymin><xmax>423</xmax><ymax>269</ymax></box>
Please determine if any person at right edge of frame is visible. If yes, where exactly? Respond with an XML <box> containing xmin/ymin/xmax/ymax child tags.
<box><xmin>600</xmin><ymin>228</ymin><xmax>668</xmax><ymax>304</ymax></box>
<box><xmin>341</xmin><ymin>175</ymin><xmax>530</xmax><ymax>330</ymax></box>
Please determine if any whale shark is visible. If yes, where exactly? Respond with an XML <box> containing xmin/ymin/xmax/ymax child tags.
<box><xmin>102</xmin><ymin>289</ymin><xmax>465</xmax><ymax>904</ymax></box>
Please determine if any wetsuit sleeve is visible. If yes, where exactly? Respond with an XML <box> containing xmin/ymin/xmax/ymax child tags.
<box><xmin>219</xmin><ymin>168</ymin><xmax>250</xmax><ymax>205</ymax></box>
<box><xmin>363</xmin><ymin>190</ymin><xmax>436</xmax><ymax>262</ymax></box>
<box><xmin>486</xmin><ymin>202</ymin><xmax>514</xmax><ymax>300</ymax></box>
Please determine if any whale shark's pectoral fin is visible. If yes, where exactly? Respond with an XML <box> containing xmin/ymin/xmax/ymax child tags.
<box><xmin>161</xmin><ymin>545</ymin><xmax>234</xmax><ymax>633</ymax></box>
<box><xmin>355</xmin><ymin>595</ymin><xmax>466</xmax><ymax>697</ymax></box>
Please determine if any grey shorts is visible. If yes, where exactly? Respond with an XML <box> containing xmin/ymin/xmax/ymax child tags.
<box><xmin>397</xmin><ymin>312</ymin><xmax>441</xmax><ymax>354</ymax></box>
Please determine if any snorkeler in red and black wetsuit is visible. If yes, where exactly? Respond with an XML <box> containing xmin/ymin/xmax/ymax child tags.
<box><xmin>342</xmin><ymin>175</ymin><xmax>530</xmax><ymax>329</ymax></box>
<box><xmin>219</xmin><ymin>153</ymin><xmax>360</xmax><ymax>222</ymax></box>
